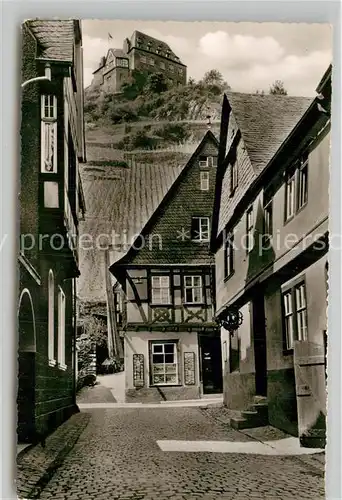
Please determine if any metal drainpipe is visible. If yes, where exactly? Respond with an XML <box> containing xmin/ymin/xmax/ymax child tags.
<box><xmin>21</xmin><ymin>63</ymin><xmax>51</xmax><ymax>88</ymax></box>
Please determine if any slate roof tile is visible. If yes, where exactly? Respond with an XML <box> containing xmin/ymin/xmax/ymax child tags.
<box><xmin>27</xmin><ymin>19</ymin><xmax>75</xmax><ymax>62</ymax></box>
<box><xmin>217</xmin><ymin>92</ymin><xmax>313</xmax><ymax>236</ymax></box>
<box><xmin>226</xmin><ymin>92</ymin><xmax>313</xmax><ymax>174</ymax></box>
<box><xmin>78</xmin><ymin>145</ymin><xmax>197</xmax><ymax>302</ymax></box>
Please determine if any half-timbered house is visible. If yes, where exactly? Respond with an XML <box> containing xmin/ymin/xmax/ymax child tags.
<box><xmin>109</xmin><ymin>131</ymin><xmax>223</xmax><ymax>400</ymax></box>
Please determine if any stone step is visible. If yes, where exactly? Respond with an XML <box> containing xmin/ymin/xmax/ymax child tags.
<box><xmin>241</xmin><ymin>410</ymin><xmax>258</xmax><ymax>418</ymax></box>
<box><xmin>230</xmin><ymin>415</ymin><xmax>269</xmax><ymax>430</ymax></box>
<box><xmin>248</xmin><ymin>402</ymin><xmax>269</xmax><ymax>420</ymax></box>
<box><xmin>230</xmin><ymin>417</ymin><xmax>250</xmax><ymax>430</ymax></box>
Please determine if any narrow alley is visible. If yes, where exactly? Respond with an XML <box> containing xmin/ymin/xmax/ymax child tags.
<box><xmin>34</xmin><ymin>397</ymin><xmax>324</xmax><ymax>500</ymax></box>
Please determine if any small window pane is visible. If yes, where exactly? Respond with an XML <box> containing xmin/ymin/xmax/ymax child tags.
<box><xmin>153</xmin><ymin>345</ymin><xmax>163</xmax><ymax>353</ymax></box>
<box><xmin>185</xmin><ymin>276</ymin><xmax>192</xmax><ymax>287</ymax></box>
<box><xmin>185</xmin><ymin>288</ymin><xmax>193</xmax><ymax>302</ymax></box>
<box><xmin>153</xmin><ymin>354</ymin><xmax>164</xmax><ymax>364</ymax></box>
<box><xmin>193</xmin><ymin>288</ymin><xmax>202</xmax><ymax>303</ymax></box>
<box><xmin>193</xmin><ymin>276</ymin><xmax>201</xmax><ymax>287</ymax></box>
<box><xmin>164</xmin><ymin>344</ymin><xmax>174</xmax><ymax>354</ymax></box>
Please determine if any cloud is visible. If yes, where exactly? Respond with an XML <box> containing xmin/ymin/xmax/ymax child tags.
<box><xmin>81</xmin><ymin>30</ymin><xmax>332</xmax><ymax>96</ymax></box>
<box><xmin>199</xmin><ymin>31</ymin><xmax>285</xmax><ymax>67</ymax></box>
<box><xmin>82</xmin><ymin>34</ymin><xmax>110</xmax><ymax>87</ymax></box>
<box><xmin>226</xmin><ymin>49</ymin><xmax>331</xmax><ymax>96</ymax></box>
<box><xmin>195</xmin><ymin>31</ymin><xmax>331</xmax><ymax>95</ymax></box>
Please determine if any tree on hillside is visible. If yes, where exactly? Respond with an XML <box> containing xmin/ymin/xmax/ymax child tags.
<box><xmin>121</xmin><ymin>70</ymin><xmax>149</xmax><ymax>100</ymax></box>
<box><xmin>269</xmin><ymin>80</ymin><xmax>288</xmax><ymax>95</ymax></box>
<box><xmin>255</xmin><ymin>89</ymin><xmax>265</xmax><ymax>95</ymax></box>
<box><xmin>145</xmin><ymin>72</ymin><xmax>168</xmax><ymax>94</ymax></box>
<box><xmin>188</xmin><ymin>77</ymin><xmax>196</xmax><ymax>86</ymax></box>
<box><xmin>199</xmin><ymin>69</ymin><xmax>230</xmax><ymax>95</ymax></box>
<box><xmin>201</xmin><ymin>69</ymin><xmax>225</xmax><ymax>87</ymax></box>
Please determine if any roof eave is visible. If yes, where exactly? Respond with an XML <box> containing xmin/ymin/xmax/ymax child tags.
<box><xmin>316</xmin><ymin>64</ymin><xmax>332</xmax><ymax>94</ymax></box>
<box><xmin>36</xmin><ymin>57</ymin><xmax>72</xmax><ymax>65</ymax></box>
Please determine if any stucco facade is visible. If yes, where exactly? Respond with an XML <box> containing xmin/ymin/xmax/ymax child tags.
<box><xmin>212</xmin><ymin>71</ymin><xmax>331</xmax><ymax>444</ymax></box>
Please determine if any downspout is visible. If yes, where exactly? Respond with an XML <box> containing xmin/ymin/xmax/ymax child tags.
<box><xmin>21</xmin><ymin>63</ymin><xmax>51</xmax><ymax>88</ymax></box>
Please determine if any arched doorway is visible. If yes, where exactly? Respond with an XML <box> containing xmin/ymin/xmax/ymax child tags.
<box><xmin>17</xmin><ymin>289</ymin><xmax>36</xmax><ymax>443</ymax></box>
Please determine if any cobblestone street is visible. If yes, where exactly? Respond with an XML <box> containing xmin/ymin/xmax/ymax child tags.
<box><xmin>36</xmin><ymin>407</ymin><xmax>325</xmax><ymax>500</ymax></box>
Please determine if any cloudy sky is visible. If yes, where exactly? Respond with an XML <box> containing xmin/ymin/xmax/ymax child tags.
<box><xmin>81</xmin><ymin>20</ymin><xmax>332</xmax><ymax>96</ymax></box>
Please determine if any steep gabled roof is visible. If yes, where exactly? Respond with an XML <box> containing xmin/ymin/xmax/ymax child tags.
<box><xmin>27</xmin><ymin>19</ymin><xmax>76</xmax><ymax>63</ymax></box>
<box><xmin>109</xmin><ymin>130</ymin><xmax>219</xmax><ymax>274</ymax></box>
<box><xmin>211</xmin><ymin>83</ymin><xmax>329</xmax><ymax>248</ymax></box>
<box><xmin>77</xmin><ymin>143</ymin><xmax>200</xmax><ymax>303</ymax></box>
<box><xmin>108</xmin><ymin>48</ymin><xmax>128</xmax><ymax>59</ymax></box>
<box><xmin>226</xmin><ymin>92</ymin><xmax>312</xmax><ymax>174</ymax></box>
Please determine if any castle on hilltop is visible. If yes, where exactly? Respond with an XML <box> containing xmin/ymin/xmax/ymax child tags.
<box><xmin>90</xmin><ymin>30</ymin><xmax>187</xmax><ymax>93</ymax></box>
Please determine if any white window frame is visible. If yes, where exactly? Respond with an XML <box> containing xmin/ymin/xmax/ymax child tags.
<box><xmin>282</xmin><ymin>281</ymin><xmax>308</xmax><ymax>350</ymax></box>
<box><xmin>285</xmin><ymin>171</ymin><xmax>296</xmax><ymax>221</ymax></box>
<box><xmin>41</xmin><ymin>95</ymin><xmax>57</xmax><ymax>173</ymax></box>
<box><xmin>264</xmin><ymin>198</ymin><xmax>273</xmax><ymax>238</ymax></box>
<box><xmin>184</xmin><ymin>275</ymin><xmax>203</xmax><ymax>304</ymax></box>
<box><xmin>57</xmin><ymin>286</ymin><xmax>67</xmax><ymax>370</ymax></box>
<box><xmin>151</xmin><ymin>275</ymin><xmax>170</xmax><ymax>305</ymax></box>
<box><xmin>298</xmin><ymin>158</ymin><xmax>308</xmax><ymax>210</ymax></box>
<box><xmin>199</xmin><ymin>156</ymin><xmax>217</xmax><ymax>168</ymax></box>
<box><xmin>192</xmin><ymin>217</ymin><xmax>210</xmax><ymax>242</ymax></box>
<box><xmin>224</xmin><ymin>234</ymin><xmax>234</xmax><ymax>278</ymax></box>
<box><xmin>246</xmin><ymin>207</ymin><xmax>254</xmax><ymax>253</ymax></box>
<box><xmin>150</xmin><ymin>341</ymin><xmax>179</xmax><ymax>386</ymax></box>
<box><xmin>200</xmin><ymin>171</ymin><xmax>209</xmax><ymax>191</ymax></box>
<box><xmin>149</xmin><ymin>58</ymin><xmax>155</xmax><ymax>66</ymax></box>
<box><xmin>295</xmin><ymin>284</ymin><xmax>308</xmax><ymax>341</ymax></box>
<box><xmin>283</xmin><ymin>291</ymin><xmax>295</xmax><ymax>350</ymax></box>
<box><xmin>48</xmin><ymin>270</ymin><xmax>56</xmax><ymax>366</ymax></box>
<box><xmin>230</xmin><ymin>160</ymin><xmax>238</xmax><ymax>193</ymax></box>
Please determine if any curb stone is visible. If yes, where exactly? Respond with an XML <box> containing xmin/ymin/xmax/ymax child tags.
<box><xmin>16</xmin><ymin>412</ymin><xmax>91</xmax><ymax>499</ymax></box>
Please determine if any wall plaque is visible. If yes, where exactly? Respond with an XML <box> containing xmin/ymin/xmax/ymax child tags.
<box><xmin>184</xmin><ymin>352</ymin><xmax>195</xmax><ymax>385</ymax></box>
<box><xmin>133</xmin><ymin>354</ymin><xmax>145</xmax><ymax>388</ymax></box>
